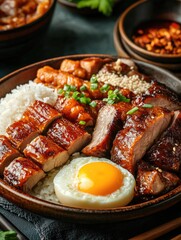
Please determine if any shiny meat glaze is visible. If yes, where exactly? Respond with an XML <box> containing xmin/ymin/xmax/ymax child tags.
<box><xmin>135</xmin><ymin>161</ymin><xmax>180</xmax><ymax>199</ymax></box>
<box><xmin>22</xmin><ymin>100</ymin><xmax>61</xmax><ymax>132</ymax></box>
<box><xmin>54</xmin><ymin>96</ymin><xmax>93</xmax><ymax>127</ymax></box>
<box><xmin>3</xmin><ymin>157</ymin><xmax>45</xmax><ymax>192</ymax></box>
<box><xmin>0</xmin><ymin>135</ymin><xmax>21</xmax><ymax>176</ymax></box>
<box><xmin>133</xmin><ymin>81</ymin><xmax>181</xmax><ymax>111</ymax></box>
<box><xmin>23</xmin><ymin>135</ymin><xmax>69</xmax><ymax>172</ymax></box>
<box><xmin>111</xmin><ymin>107</ymin><xmax>173</xmax><ymax>174</ymax></box>
<box><xmin>82</xmin><ymin>105</ymin><xmax>123</xmax><ymax>157</ymax></box>
<box><xmin>47</xmin><ymin>117</ymin><xmax>91</xmax><ymax>155</ymax></box>
<box><xmin>6</xmin><ymin>119</ymin><xmax>39</xmax><ymax>152</ymax></box>
<box><xmin>145</xmin><ymin>110</ymin><xmax>181</xmax><ymax>173</ymax></box>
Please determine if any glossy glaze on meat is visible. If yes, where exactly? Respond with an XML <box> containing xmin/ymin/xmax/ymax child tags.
<box><xmin>47</xmin><ymin>117</ymin><xmax>91</xmax><ymax>155</ymax></box>
<box><xmin>0</xmin><ymin>135</ymin><xmax>21</xmax><ymax>176</ymax></box>
<box><xmin>23</xmin><ymin>135</ymin><xmax>69</xmax><ymax>172</ymax></box>
<box><xmin>111</xmin><ymin>107</ymin><xmax>172</xmax><ymax>174</ymax></box>
<box><xmin>145</xmin><ymin>110</ymin><xmax>181</xmax><ymax>173</ymax></box>
<box><xmin>3</xmin><ymin>157</ymin><xmax>45</xmax><ymax>192</ymax></box>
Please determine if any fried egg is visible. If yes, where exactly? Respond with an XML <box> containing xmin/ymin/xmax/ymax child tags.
<box><xmin>54</xmin><ymin>157</ymin><xmax>135</xmax><ymax>209</ymax></box>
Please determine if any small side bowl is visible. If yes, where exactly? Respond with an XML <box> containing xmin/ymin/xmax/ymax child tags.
<box><xmin>119</xmin><ymin>0</ymin><xmax>181</xmax><ymax>64</ymax></box>
<box><xmin>0</xmin><ymin>0</ymin><xmax>57</xmax><ymax>59</ymax></box>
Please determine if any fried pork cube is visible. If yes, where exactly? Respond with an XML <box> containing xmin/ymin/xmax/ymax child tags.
<box><xmin>47</xmin><ymin>117</ymin><xmax>91</xmax><ymax>155</ymax></box>
<box><xmin>54</xmin><ymin>96</ymin><xmax>93</xmax><ymax>127</ymax></box>
<box><xmin>22</xmin><ymin>100</ymin><xmax>61</xmax><ymax>132</ymax></box>
<box><xmin>133</xmin><ymin>81</ymin><xmax>181</xmax><ymax>111</ymax></box>
<box><xmin>145</xmin><ymin>110</ymin><xmax>181</xmax><ymax>173</ymax></box>
<box><xmin>111</xmin><ymin>107</ymin><xmax>173</xmax><ymax>174</ymax></box>
<box><xmin>35</xmin><ymin>66</ymin><xmax>84</xmax><ymax>89</ymax></box>
<box><xmin>135</xmin><ymin>161</ymin><xmax>180</xmax><ymax>198</ymax></box>
<box><xmin>3</xmin><ymin>157</ymin><xmax>45</xmax><ymax>192</ymax></box>
<box><xmin>23</xmin><ymin>135</ymin><xmax>69</xmax><ymax>172</ymax></box>
<box><xmin>82</xmin><ymin>105</ymin><xmax>122</xmax><ymax>157</ymax></box>
<box><xmin>0</xmin><ymin>135</ymin><xmax>21</xmax><ymax>176</ymax></box>
<box><xmin>6</xmin><ymin>119</ymin><xmax>39</xmax><ymax>152</ymax></box>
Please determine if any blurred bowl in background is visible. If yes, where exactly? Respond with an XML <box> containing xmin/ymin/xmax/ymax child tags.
<box><xmin>119</xmin><ymin>0</ymin><xmax>181</xmax><ymax>65</ymax></box>
<box><xmin>0</xmin><ymin>0</ymin><xmax>57</xmax><ymax>59</ymax></box>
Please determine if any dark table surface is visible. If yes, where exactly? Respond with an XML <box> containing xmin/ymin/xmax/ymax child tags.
<box><xmin>0</xmin><ymin>1</ymin><xmax>181</xmax><ymax>240</ymax></box>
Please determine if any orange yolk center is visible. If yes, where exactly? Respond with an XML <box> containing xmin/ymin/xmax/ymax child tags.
<box><xmin>77</xmin><ymin>162</ymin><xmax>123</xmax><ymax>196</ymax></box>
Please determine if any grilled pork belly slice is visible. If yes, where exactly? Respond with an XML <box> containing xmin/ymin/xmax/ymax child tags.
<box><xmin>111</xmin><ymin>107</ymin><xmax>173</xmax><ymax>174</ymax></box>
<box><xmin>145</xmin><ymin>110</ymin><xmax>181</xmax><ymax>173</ymax></box>
<box><xmin>6</xmin><ymin>120</ymin><xmax>39</xmax><ymax>152</ymax></box>
<box><xmin>23</xmin><ymin>100</ymin><xmax>61</xmax><ymax>132</ymax></box>
<box><xmin>54</xmin><ymin>96</ymin><xmax>93</xmax><ymax>127</ymax></box>
<box><xmin>0</xmin><ymin>135</ymin><xmax>21</xmax><ymax>176</ymax></box>
<box><xmin>133</xmin><ymin>81</ymin><xmax>181</xmax><ymax>111</ymax></box>
<box><xmin>23</xmin><ymin>135</ymin><xmax>69</xmax><ymax>172</ymax></box>
<box><xmin>47</xmin><ymin>117</ymin><xmax>91</xmax><ymax>155</ymax></box>
<box><xmin>3</xmin><ymin>157</ymin><xmax>45</xmax><ymax>192</ymax></box>
<box><xmin>136</xmin><ymin>161</ymin><xmax>180</xmax><ymax>198</ymax></box>
<box><xmin>82</xmin><ymin>105</ymin><xmax>123</xmax><ymax>157</ymax></box>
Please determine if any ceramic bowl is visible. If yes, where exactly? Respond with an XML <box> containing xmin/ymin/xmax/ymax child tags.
<box><xmin>0</xmin><ymin>0</ymin><xmax>56</xmax><ymax>59</ymax></box>
<box><xmin>0</xmin><ymin>54</ymin><xmax>181</xmax><ymax>223</ymax></box>
<box><xmin>119</xmin><ymin>0</ymin><xmax>181</xmax><ymax>64</ymax></box>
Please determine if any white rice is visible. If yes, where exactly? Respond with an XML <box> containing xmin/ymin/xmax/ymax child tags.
<box><xmin>0</xmin><ymin>81</ymin><xmax>58</xmax><ymax>135</ymax></box>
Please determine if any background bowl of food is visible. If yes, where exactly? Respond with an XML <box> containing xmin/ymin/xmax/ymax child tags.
<box><xmin>118</xmin><ymin>0</ymin><xmax>181</xmax><ymax>68</ymax></box>
<box><xmin>0</xmin><ymin>0</ymin><xmax>56</xmax><ymax>59</ymax></box>
<box><xmin>0</xmin><ymin>54</ymin><xmax>181</xmax><ymax>223</ymax></box>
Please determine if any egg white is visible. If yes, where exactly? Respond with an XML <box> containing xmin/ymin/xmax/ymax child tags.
<box><xmin>53</xmin><ymin>157</ymin><xmax>135</xmax><ymax>209</ymax></box>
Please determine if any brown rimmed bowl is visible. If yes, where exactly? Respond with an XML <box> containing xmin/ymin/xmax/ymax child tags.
<box><xmin>0</xmin><ymin>0</ymin><xmax>56</xmax><ymax>59</ymax></box>
<box><xmin>119</xmin><ymin>0</ymin><xmax>181</xmax><ymax>64</ymax></box>
<box><xmin>0</xmin><ymin>54</ymin><xmax>181</xmax><ymax>223</ymax></box>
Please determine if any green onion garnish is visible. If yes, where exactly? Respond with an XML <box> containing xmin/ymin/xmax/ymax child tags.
<box><xmin>72</xmin><ymin>91</ymin><xmax>80</xmax><ymax>100</ymax></box>
<box><xmin>100</xmin><ymin>84</ymin><xmax>110</xmax><ymax>93</ymax></box>
<box><xmin>90</xmin><ymin>83</ymin><xmax>98</xmax><ymax>90</ymax></box>
<box><xmin>142</xmin><ymin>104</ymin><xmax>153</xmax><ymax>108</ymax></box>
<box><xmin>58</xmin><ymin>88</ymin><xmax>64</xmax><ymax>95</ymax></box>
<box><xmin>0</xmin><ymin>230</ymin><xmax>18</xmax><ymax>240</ymax></box>
<box><xmin>80</xmin><ymin>85</ymin><xmax>87</xmax><ymax>91</ymax></box>
<box><xmin>126</xmin><ymin>107</ymin><xmax>139</xmax><ymax>115</ymax></box>
<box><xmin>89</xmin><ymin>101</ymin><xmax>97</xmax><ymax>108</ymax></box>
<box><xmin>70</xmin><ymin>85</ymin><xmax>77</xmax><ymax>91</ymax></box>
<box><xmin>79</xmin><ymin>96</ymin><xmax>91</xmax><ymax>104</ymax></box>
<box><xmin>79</xmin><ymin>120</ymin><xmax>86</xmax><ymax>125</ymax></box>
<box><xmin>63</xmin><ymin>84</ymin><xmax>71</xmax><ymax>91</ymax></box>
<box><xmin>90</xmin><ymin>74</ymin><xmax>98</xmax><ymax>83</ymax></box>
<box><xmin>103</xmin><ymin>89</ymin><xmax>130</xmax><ymax>104</ymax></box>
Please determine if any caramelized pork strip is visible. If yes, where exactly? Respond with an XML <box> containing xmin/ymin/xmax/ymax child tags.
<box><xmin>135</xmin><ymin>161</ymin><xmax>180</xmax><ymax>199</ymax></box>
<box><xmin>145</xmin><ymin>110</ymin><xmax>181</xmax><ymax>173</ymax></box>
<box><xmin>133</xmin><ymin>81</ymin><xmax>181</xmax><ymax>111</ymax></box>
<box><xmin>82</xmin><ymin>105</ymin><xmax>122</xmax><ymax>157</ymax></box>
<box><xmin>111</xmin><ymin>107</ymin><xmax>173</xmax><ymax>174</ymax></box>
<box><xmin>22</xmin><ymin>100</ymin><xmax>61</xmax><ymax>132</ymax></box>
<box><xmin>23</xmin><ymin>135</ymin><xmax>69</xmax><ymax>172</ymax></box>
<box><xmin>0</xmin><ymin>135</ymin><xmax>21</xmax><ymax>176</ymax></box>
<box><xmin>47</xmin><ymin>117</ymin><xmax>91</xmax><ymax>155</ymax></box>
<box><xmin>54</xmin><ymin>96</ymin><xmax>93</xmax><ymax>127</ymax></box>
<box><xmin>35</xmin><ymin>66</ymin><xmax>85</xmax><ymax>89</ymax></box>
<box><xmin>3</xmin><ymin>157</ymin><xmax>45</xmax><ymax>192</ymax></box>
<box><xmin>6</xmin><ymin>119</ymin><xmax>39</xmax><ymax>152</ymax></box>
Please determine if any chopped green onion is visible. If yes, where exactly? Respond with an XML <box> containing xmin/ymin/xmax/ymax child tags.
<box><xmin>80</xmin><ymin>85</ymin><xmax>87</xmax><ymax>91</ymax></box>
<box><xmin>103</xmin><ymin>89</ymin><xmax>130</xmax><ymax>104</ymax></box>
<box><xmin>90</xmin><ymin>83</ymin><xmax>98</xmax><ymax>90</ymax></box>
<box><xmin>70</xmin><ymin>85</ymin><xmax>77</xmax><ymax>91</ymax></box>
<box><xmin>126</xmin><ymin>107</ymin><xmax>139</xmax><ymax>115</ymax></box>
<box><xmin>79</xmin><ymin>96</ymin><xmax>91</xmax><ymax>104</ymax></box>
<box><xmin>89</xmin><ymin>101</ymin><xmax>97</xmax><ymax>108</ymax></box>
<box><xmin>79</xmin><ymin>120</ymin><xmax>86</xmax><ymax>125</ymax></box>
<box><xmin>90</xmin><ymin>74</ymin><xmax>98</xmax><ymax>83</ymax></box>
<box><xmin>107</xmin><ymin>99</ymin><xmax>115</xmax><ymax>105</ymax></box>
<box><xmin>100</xmin><ymin>84</ymin><xmax>110</xmax><ymax>93</ymax></box>
<box><xmin>72</xmin><ymin>91</ymin><xmax>80</xmax><ymax>100</ymax></box>
<box><xmin>0</xmin><ymin>230</ymin><xmax>18</xmax><ymax>240</ymax></box>
<box><xmin>64</xmin><ymin>91</ymin><xmax>71</xmax><ymax>98</ymax></box>
<box><xmin>58</xmin><ymin>88</ymin><xmax>64</xmax><ymax>95</ymax></box>
<box><xmin>63</xmin><ymin>84</ymin><xmax>71</xmax><ymax>91</ymax></box>
<box><xmin>142</xmin><ymin>104</ymin><xmax>153</xmax><ymax>108</ymax></box>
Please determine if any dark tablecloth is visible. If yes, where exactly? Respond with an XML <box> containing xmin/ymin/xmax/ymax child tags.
<box><xmin>0</xmin><ymin>1</ymin><xmax>181</xmax><ymax>240</ymax></box>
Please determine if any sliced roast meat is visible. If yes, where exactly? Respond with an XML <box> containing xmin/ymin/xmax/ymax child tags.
<box><xmin>0</xmin><ymin>135</ymin><xmax>21</xmax><ymax>176</ymax></box>
<box><xmin>145</xmin><ymin>110</ymin><xmax>181</xmax><ymax>173</ymax></box>
<box><xmin>82</xmin><ymin>105</ymin><xmax>122</xmax><ymax>157</ymax></box>
<box><xmin>47</xmin><ymin>117</ymin><xmax>91</xmax><ymax>155</ymax></box>
<box><xmin>22</xmin><ymin>100</ymin><xmax>61</xmax><ymax>132</ymax></box>
<box><xmin>54</xmin><ymin>96</ymin><xmax>93</xmax><ymax>127</ymax></box>
<box><xmin>133</xmin><ymin>81</ymin><xmax>181</xmax><ymax>111</ymax></box>
<box><xmin>135</xmin><ymin>161</ymin><xmax>180</xmax><ymax>198</ymax></box>
<box><xmin>23</xmin><ymin>135</ymin><xmax>69</xmax><ymax>172</ymax></box>
<box><xmin>3</xmin><ymin>157</ymin><xmax>45</xmax><ymax>192</ymax></box>
<box><xmin>111</xmin><ymin>107</ymin><xmax>173</xmax><ymax>174</ymax></box>
<box><xmin>6</xmin><ymin>119</ymin><xmax>39</xmax><ymax>152</ymax></box>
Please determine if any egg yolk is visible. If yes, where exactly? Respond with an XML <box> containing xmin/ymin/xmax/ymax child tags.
<box><xmin>77</xmin><ymin>162</ymin><xmax>123</xmax><ymax>196</ymax></box>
